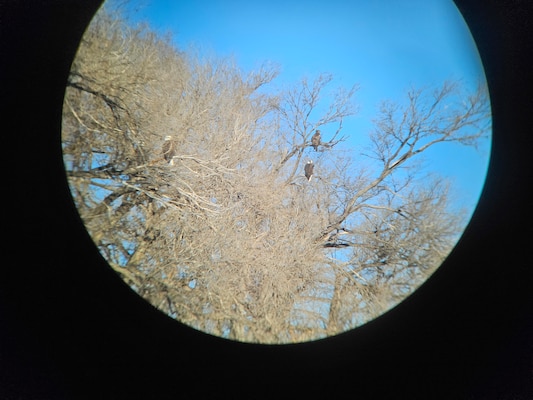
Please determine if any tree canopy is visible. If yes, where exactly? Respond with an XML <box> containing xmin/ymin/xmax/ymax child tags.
<box><xmin>62</xmin><ymin>7</ymin><xmax>491</xmax><ymax>343</ymax></box>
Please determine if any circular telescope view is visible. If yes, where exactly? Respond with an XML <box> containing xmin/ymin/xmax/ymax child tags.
<box><xmin>62</xmin><ymin>0</ymin><xmax>491</xmax><ymax>343</ymax></box>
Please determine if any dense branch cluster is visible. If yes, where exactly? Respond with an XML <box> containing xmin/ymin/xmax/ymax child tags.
<box><xmin>62</xmin><ymin>6</ymin><xmax>491</xmax><ymax>343</ymax></box>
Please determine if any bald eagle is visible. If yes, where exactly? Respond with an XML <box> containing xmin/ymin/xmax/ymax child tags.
<box><xmin>304</xmin><ymin>160</ymin><xmax>314</xmax><ymax>181</ymax></box>
<box><xmin>162</xmin><ymin>135</ymin><xmax>176</xmax><ymax>165</ymax></box>
<box><xmin>311</xmin><ymin>130</ymin><xmax>321</xmax><ymax>151</ymax></box>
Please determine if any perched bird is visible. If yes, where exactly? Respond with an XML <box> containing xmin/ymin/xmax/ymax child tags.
<box><xmin>304</xmin><ymin>160</ymin><xmax>314</xmax><ymax>181</ymax></box>
<box><xmin>311</xmin><ymin>130</ymin><xmax>321</xmax><ymax>151</ymax></box>
<box><xmin>162</xmin><ymin>135</ymin><xmax>176</xmax><ymax>165</ymax></box>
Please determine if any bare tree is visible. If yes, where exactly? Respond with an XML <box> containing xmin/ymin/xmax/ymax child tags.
<box><xmin>63</xmin><ymin>6</ymin><xmax>491</xmax><ymax>343</ymax></box>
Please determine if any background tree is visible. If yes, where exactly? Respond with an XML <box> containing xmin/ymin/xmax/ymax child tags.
<box><xmin>63</xmin><ymin>6</ymin><xmax>491</xmax><ymax>343</ymax></box>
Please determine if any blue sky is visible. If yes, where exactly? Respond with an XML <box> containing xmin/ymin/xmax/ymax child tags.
<box><xmin>115</xmin><ymin>0</ymin><xmax>491</xmax><ymax>212</ymax></box>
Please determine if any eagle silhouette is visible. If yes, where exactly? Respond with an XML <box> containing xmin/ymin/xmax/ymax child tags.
<box><xmin>311</xmin><ymin>130</ymin><xmax>321</xmax><ymax>151</ymax></box>
<box><xmin>304</xmin><ymin>160</ymin><xmax>314</xmax><ymax>181</ymax></box>
<box><xmin>162</xmin><ymin>135</ymin><xmax>176</xmax><ymax>165</ymax></box>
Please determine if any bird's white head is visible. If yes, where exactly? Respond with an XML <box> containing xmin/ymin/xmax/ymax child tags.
<box><xmin>307</xmin><ymin>159</ymin><xmax>313</xmax><ymax>164</ymax></box>
<box><xmin>164</xmin><ymin>135</ymin><xmax>172</xmax><ymax>141</ymax></box>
